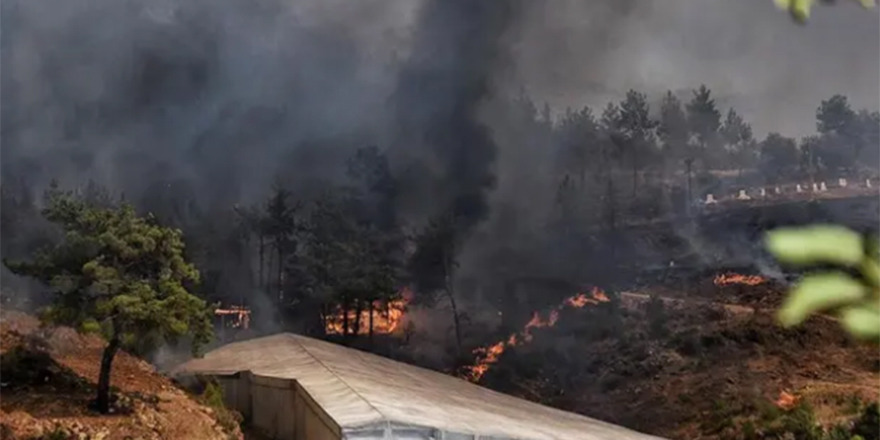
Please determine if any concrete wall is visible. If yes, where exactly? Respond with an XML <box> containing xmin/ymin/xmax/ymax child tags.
<box><xmin>212</xmin><ymin>372</ymin><xmax>340</xmax><ymax>440</ymax></box>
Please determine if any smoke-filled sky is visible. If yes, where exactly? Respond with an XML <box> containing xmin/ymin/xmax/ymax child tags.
<box><xmin>510</xmin><ymin>0</ymin><xmax>879</xmax><ymax>136</ymax></box>
<box><xmin>2</xmin><ymin>0</ymin><xmax>878</xmax><ymax>210</ymax></box>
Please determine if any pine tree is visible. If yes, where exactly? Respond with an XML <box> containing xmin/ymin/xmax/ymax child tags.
<box><xmin>3</xmin><ymin>190</ymin><xmax>213</xmax><ymax>414</ymax></box>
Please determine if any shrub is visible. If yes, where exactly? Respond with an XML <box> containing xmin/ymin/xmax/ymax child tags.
<box><xmin>195</xmin><ymin>377</ymin><xmax>243</xmax><ymax>438</ymax></box>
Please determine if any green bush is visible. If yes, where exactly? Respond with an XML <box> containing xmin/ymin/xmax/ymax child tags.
<box><xmin>201</xmin><ymin>380</ymin><xmax>226</xmax><ymax>410</ymax></box>
<box><xmin>194</xmin><ymin>377</ymin><xmax>243</xmax><ymax>438</ymax></box>
<box><xmin>852</xmin><ymin>402</ymin><xmax>879</xmax><ymax>440</ymax></box>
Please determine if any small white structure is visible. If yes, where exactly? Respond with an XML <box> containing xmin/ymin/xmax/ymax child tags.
<box><xmin>868</xmin><ymin>179</ymin><xmax>873</xmax><ymax>188</ymax></box>
<box><xmin>812</xmin><ymin>183</ymin><xmax>819</xmax><ymax>192</ymax></box>
<box><xmin>705</xmin><ymin>193</ymin><xmax>718</xmax><ymax>204</ymax></box>
<box><xmin>759</xmin><ymin>188</ymin><xmax>767</xmax><ymax>197</ymax></box>
<box><xmin>796</xmin><ymin>184</ymin><xmax>803</xmax><ymax>193</ymax></box>
<box><xmin>819</xmin><ymin>182</ymin><xmax>827</xmax><ymax>191</ymax></box>
<box><xmin>737</xmin><ymin>189</ymin><xmax>751</xmax><ymax>200</ymax></box>
<box><xmin>774</xmin><ymin>186</ymin><xmax>782</xmax><ymax>194</ymax></box>
<box><xmin>839</xmin><ymin>178</ymin><xmax>848</xmax><ymax>188</ymax></box>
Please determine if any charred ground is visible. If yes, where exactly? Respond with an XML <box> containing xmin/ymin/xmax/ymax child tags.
<box><xmin>466</xmin><ymin>274</ymin><xmax>879</xmax><ymax>440</ymax></box>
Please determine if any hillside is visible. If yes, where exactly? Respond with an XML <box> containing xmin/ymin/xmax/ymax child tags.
<box><xmin>0</xmin><ymin>310</ymin><xmax>243</xmax><ymax>440</ymax></box>
<box><xmin>470</xmin><ymin>274</ymin><xmax>880</xmax><ymax>440</ymax></box>
<box><xmin>1</xmin><ymin>272</ymin><xmax>877</xmax><ymax>440</ymax></box>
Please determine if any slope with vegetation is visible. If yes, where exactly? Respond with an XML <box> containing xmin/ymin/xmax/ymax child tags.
<box><xmin>0</xmin><ymin>0</ymin><xmax>877</xmax><ymax>438</ymax></box>
<box><xmin>3</xmin><ymin>89</ymin><xmax>876</xmax><ymax>350</ymax></box>
<box><xmin>0</xmin><ymin>310</ymin><xmax>242</xmax><ymax>440</ymax></box>
<box><xmin>1</xmin><ymin>69</ymin><xmax>877</xmax><ymax>440</ymax></box>
<box><xmin>469</xmin><ymin>277</ymin><xmax>879</xmax><ymax>440</ymax></box>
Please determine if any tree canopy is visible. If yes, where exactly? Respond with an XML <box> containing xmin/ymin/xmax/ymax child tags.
<box><xmin>4</xmin><ymin>187</ymin><xmax>213</xmax><ymax>413</ymax></box>
<box><xmin>1</xmin><ymin>84</ymin><xmax>876</xmax><ymax>393</ymax></box>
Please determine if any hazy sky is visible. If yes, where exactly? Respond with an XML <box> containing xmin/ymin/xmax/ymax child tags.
<box><xmin>508</xmin><ymin>0</ymin><xmax>879</xmax><ymax>136</ymax></box>
<box><xmin>2</xmin><ymin>0</ymin><xmax>877</xmax><ymax>200</ymax></box>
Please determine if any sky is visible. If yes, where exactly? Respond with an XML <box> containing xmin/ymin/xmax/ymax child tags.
<box><xmin>509</xmin><ymin>0</ymin><xmax>880</xmax><ymax>136</ymax></box>
<box><xmin>2</xmin><ymin>0</ymin><xmax>877</xmax><ymax>201</ymax></box>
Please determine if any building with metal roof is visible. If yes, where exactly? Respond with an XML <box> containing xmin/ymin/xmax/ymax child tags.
<box><xmin>173</xmin><ymin>333</ymin><xmax>665</xmax><ymax>440</ymax></box>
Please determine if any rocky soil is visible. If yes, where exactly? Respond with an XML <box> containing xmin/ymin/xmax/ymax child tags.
<box><xmin>0</xmin><ymin>310</ymin><xmax>243</xmax><ymax>440</ymax></box>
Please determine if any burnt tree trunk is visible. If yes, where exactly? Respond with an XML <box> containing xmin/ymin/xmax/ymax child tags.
<box><xmin>577</xmin><ymin>151</ymin><xmax>586</xmax><ymax>191</ymax></box>
<box><xmin>685</xmin><ymin>158</ymin><xmax>694</xmax><ymax>217</ymax></box>
<box><xmin>353</xmin><ymin>299</ymin><xmax>363</xmax><ymax>337</ymax></box>
<box><xmin>276</xmin><ymin>241</ymin><xmax>284</xmax><ymax>303</ymax></box>
<box><xmin>368</xmin><ymin>301</ymin><xmax>375</xmax><ymax>343</ymax></box>
<box><xmin>605</xmin><ymin>174</ymin><xmax>617</xmax><ymax>231</ymax></box>
<box><xmin>258</xmin><ymin>235</ymin><xmax>265</xmax><ymax>291</ymax></box>
<box><xmin>266</xmin><ymin>251</ymin><xmax>275</xmax><ymax>297</ymax></box>
<box><xmin>341</xmin><ymin>300</ymin><xmax>350</xmax><ymax>339</ymax></box>
<box><xmin>447</xmin><ymin>286</ymin><xmax>462</xmax><ymax>356</ymax></box>
<box><xmin>96</xmin><ymin>335</ymin><xmax>121</xmax><ymax>414</ymax></box>
<box><xmin>443</xmin><ymin>251</ymin><xmax>462</xmax><ymax>357</ymax></box>
<box><xmin>320</xmin><ymin>304</ymin><xmax>329</xmax><ymax>336</ymax></box>
<box><xmin>631</xmin><ymin>150</ymin><xmax>638</xmax><ymax>199</ymax></box>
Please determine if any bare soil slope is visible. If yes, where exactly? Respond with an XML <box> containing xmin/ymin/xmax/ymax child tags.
<box><xmin>0</xmin><ymin>310</ymin><xmax>243</xmax><ymax>440</ymax></box>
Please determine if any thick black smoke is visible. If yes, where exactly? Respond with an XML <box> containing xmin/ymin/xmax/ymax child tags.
<box><xmin>2</xmin><ymin>0</ymin><xmax>875</xmax><ymax>292</ymax></box>
<box><xmin>391</xmin><ymin>0</ymin><xmax>522</xmax><ymax>232</ymax></box>
<box><xmin>1</xmin><ymin>0</ymin><xmax>409</xmax><ymax>208</ymax></box>
<box><xmin>2</xmin><ymin>0</ymin><xmax>525</xmax><ymax>238</ymax></box>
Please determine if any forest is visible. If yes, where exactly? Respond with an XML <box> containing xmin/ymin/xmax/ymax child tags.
<box><xmin>2</xmin><ymin>0</ymin><xmax>879</xmax><ymax>438</ymax></box>
<box><xmin>3</xmin><ymin>86</ymin><xmax>877</xmax><ymax>364</ymax></box>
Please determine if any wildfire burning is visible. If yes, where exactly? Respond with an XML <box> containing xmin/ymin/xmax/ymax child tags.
<box><xmin>713</xmin><ymin>272</ymin><xmax>767</xmax><ymax>287</ymax></box>
<box><xmin>775</xmin><ymin>390</ymin><xmax>798</xmax><ymax>410</ymax></box>
<box><xmin>464</xmin><ymin>287</ymin><xmax>611</xmax><ymax>382</ymax></box>
<box><xmin>324</xmin><ymin>288</ymin><xmax>413</xmax><ymax>336</ymax></box>
<box><xmin>215</xmin><ymin>306</ymin><xmax>251</xmax><ymax>330</ymax></box>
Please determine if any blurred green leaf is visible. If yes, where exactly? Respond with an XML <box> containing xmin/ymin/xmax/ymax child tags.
<box><xmin>867</xmin><ymin>236</ymin><xmax>879</xmax><ymax>259</ymax></box>
<box><xmin>773</xmin><ymin>0</ymin><xmax>876</xmax><ymax>23</ymax></box>
<box><xmin>861</xmin><ymin>258</ymin><xmax>880</xmax><ymax>289</ymax></box>
<box><xmin>778</xmin><ymin>272</ymin><xmax>868</xmax><ymax>327</ymax></box>
<box><xmin>774</xmin><ymin>0</ymin><xmax>813</xmax><ymax>22</ymax></box>
<box><xmin>79</xmin><ymin>319</ymin><xmax>101</xmax><ymax>334</ymax></box>
<box><xmin>839</xmin><ymin>305</ymin><xmax>880</xmax><ymax>340</ymax></box>
<box><xmin>766</xmin><ymin>225</ymin><xmax>864</xmax><ymax>267</ymax></box>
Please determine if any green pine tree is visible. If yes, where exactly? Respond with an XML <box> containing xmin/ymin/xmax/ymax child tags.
<box><xmin>3</xmin><ymin>189</ymin><xmax>213</xmax><ymax>414</ymax></box>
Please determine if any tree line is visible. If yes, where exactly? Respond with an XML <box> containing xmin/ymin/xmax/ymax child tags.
<box><xmin>1</xmin><ymin>86</ymin><xmax>878</xmax><ymax>387</ymax></box>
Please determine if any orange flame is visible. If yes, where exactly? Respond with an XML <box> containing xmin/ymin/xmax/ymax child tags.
<box><xmin>714</xmin><ymin>272</ymin><xmax>767</xmax><ymax>286</ymax></box>
<box><xmin>464</xmin><ymin>287</ymin><xmax>610</xmax><ymax>382</ymax></box>
<box><xmin>215</xmin><ymin>306</ymin><xmax>251</xmax><ymax>330</ymax></box>
<box><xmin>324</xmin><ymin>287</ymin><xmax>412</xmax><ymax>335</ymax></box>
<box><xmin>775</xmin><ymin>390</ymin><xmax>798</xmax><ymax>410</ymax></box>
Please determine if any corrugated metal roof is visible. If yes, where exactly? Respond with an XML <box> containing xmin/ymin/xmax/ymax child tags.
<box><xmin>173</xmin><ymin>333</ymin><xmax>665</xmax><ymax>440</ymax></box>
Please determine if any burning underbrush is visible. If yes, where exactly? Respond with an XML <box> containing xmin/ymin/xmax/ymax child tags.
<box><xmin>202</xmin><ymin>270</ymin><xmax>876</xmax><ymax>440</ymax></box>
<box><xmin>464</xmin><ymin>287</ymin><xmax>611</xmax><ymax>382</ymax></box>
<box><xmin>713</xmin><ymin>272</ymin><xmax>767</xmax><ymax>287</ymax></box>
<box><xmin>323</xmin><ymin>287</ymin><xmax>414</xmax><ymax>337</ymax></box>
<box><xmin>454</xmin><ymin>272</ymin><xmax>879</xmax><ymax>440</ymax></box>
